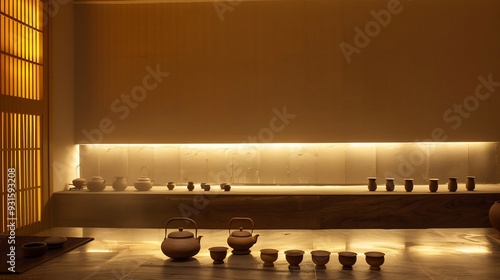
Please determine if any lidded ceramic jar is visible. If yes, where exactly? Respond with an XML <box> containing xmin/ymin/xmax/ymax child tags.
<box><xmin>87</xmin><ymin>176</ymin><xmax>106</xmax><ymax>192</ymax></box>
<box><xmin>112</xmin><ymin>176</ymin><xmax>128</xmax><ymax>191</ymax></box>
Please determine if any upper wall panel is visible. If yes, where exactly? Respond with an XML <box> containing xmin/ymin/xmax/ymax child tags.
<box><xmin>73</xmin><ymin>0</ymin><xmax>500</xmax><ymax>143</ymax></box>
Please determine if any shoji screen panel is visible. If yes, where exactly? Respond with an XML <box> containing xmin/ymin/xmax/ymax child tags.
<box><xmin>0</xmin><ymin>0</ymin><xmax>43</xmax><ymax>100</ymax></box>
<box><xmin>0</xmin><ymin>0</ymin><xmax>46</xmax><ymax>234</ymax></box>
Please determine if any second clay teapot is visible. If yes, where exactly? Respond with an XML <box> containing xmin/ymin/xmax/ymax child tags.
<box><xmin>227</xmin><ymin>217</ymin><xmax>259</xmax><ymax>255</ymax></box>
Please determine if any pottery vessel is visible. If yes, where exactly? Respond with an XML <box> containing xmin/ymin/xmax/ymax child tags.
<box><xmin>161</xmin><ymin>217</ymin><xmax>202</xmax><ymax>260</ymax></box>
<box><xmin>404</xmin><ymin>179</ymin><xmax>414</xmax><ymax>192</ymax></box>
<box><xmin>204</xmin><ymin>184</ymin><xmax>211</xmax><ymax>191</ymax></box>
<box><xmin>284</xmin><ymin>250</ymin><xmax>304</xmax><ymax>271</ymax></box>
<box><xmin>448</xmin><ymin>177</ymin><xmax>458</xmax><ymax>192</ymax></box>
<box><xmin>311</xmin><ymin>250</ymin><xmax>331</xmax><ymax>269</ymax></box>
<box><xmin>365</xmin><ymin>251</ymin><xmax>385</xmax><ymax>270</ymax></box>
<box><xmin>71</xmin><ymin>165</ymin><xmax>86</xmax><ymax>190</ymax></box>
<box><xmin>220</xmin><ymin>183</ymin><xmax>227</xmax><ymax>189</ymax></box>
<box><xmin>338</xmin><ymin>251</ymin><xmax>357</xmax><ymax>270</ymax></box>
<box><xmin>466</xmin><ymin>176</ymin><xmax>476</xmax><ymax>191</ymax></box>
<box><xmin>385</xmin><ymin>178</ymin><xmax>395</xmax><ymax>192</ymax></box>
<box><xmin>187</xmin><ymin>181</ymin><xmax>195</xmax><ymax>191</ymax></box>
<box><xmin>260</xmin><ymin>249</ymin><xmax>279</xmax><ymax>267</ymax></box>
<box><xmin>22</xmin><ymin>242</ymin><xmax>47</xmax><ymax>258</ymax></box>
<box><xmin>135</xmin><ymin>176</ymin><xmax>153</xmax><ymax>191</ymax></box>
<box><xmin>429</xmin><ymin>178</ymin><xmax>439</xmax><ymax>192</ymax></box>
<box><xmin>87</xmin><ymin>176</ymin><xmax>106</xmax><ymax>192</ymax></box>
<box><xmin>209</xmin><ymin>246</ymin><xmax>228</xmax><ymax>264</ymax></box>
<box><xmin>367</xmin><ymin>177</ymin><xmax>377</xmax><ymax>191</ymax></box>
<box><xmin>72</xmin><ymin>178</ymin><xmax>86</xmax><ymax>190</ymax></box>
<box><xmin>167</xmin><ymin>182</ymin><xmax>175</xmax><ymax>190</ymax></box>
<box><xmin>224</xmin><ymin>184</ymin><xmax>231</xmax><ymax>191</ymax></box>
<box><xmin>200</xmin><ymin>182</ymin><xmax>206</xmax><ymax>189</ymax></box>
<box><xmin>227</xmin><ymin>217</ymin><xmax>259</xmax><ymax>255</ymax></box>
<box><xmin>135</xmin><ymin>166</ymin><xmax>153</xmax><ymax>191</ymax></box>
<box><xmin>489</xmin><ymin>200</ymin><xmax>500</xmax><ymax>235</ymax></box>
<box><xmin>44</xmin><ymin>236</ymin><xmax>67</xmax><ymax>249</ymax></box>
<box><xmin>112</xmin><ymin>176</ymin><xmax>128</xmax><ymax>191</ymax></box>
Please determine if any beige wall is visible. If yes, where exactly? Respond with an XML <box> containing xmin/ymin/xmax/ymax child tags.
<box><xmin>78</xmin><ymin>142</ymin><xmax>498</xmax><ymax>186</ymax></box>
<box><xmin>72</xmin><ymin>0</ymin><xmax>500</xmax><ymax>144</ymax></box>
<box><xmin>50</xmin><ymin>0</ymin><xmax>79</xmax><ymax>192</ymax></box>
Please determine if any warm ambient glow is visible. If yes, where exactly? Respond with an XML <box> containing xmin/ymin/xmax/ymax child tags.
<box><xmin>81</xmin><ymin>142</ymin><xmax>495</xmax><ymax>149</ymax></box>
<box><xmin>0</xmin><ymin>0</ymin><xmax>44</xmax><ymax>233</ymax></box>
<box><xmin>1</xmin><ymin>112</ymin><xmax>43</xmax><ymax>232</ymax></box>
<box><xmin>0</xmin><ymin>0</ymin><xmax>43</xmax><ymax>100</ymax></box>
<box><xmin>409</xmin><ymin>245</ymin><xmax>491</xmax><ymax>255</ymax></box>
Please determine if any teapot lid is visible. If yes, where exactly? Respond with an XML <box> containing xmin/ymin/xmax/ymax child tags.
<box><xmin>168</xmin><ymin>227</ymin><xmax>194</xmax><ymax>239</ymax></box>
<box><xmin>91</xmin><ymin>176</ymin><xmax>103</xmax><ymax>180</ymax></box>
<box><xmin>231</xmin><ymin>227</ymin><xmax>251</xmax><ymax>237</ymax></box>
<box><xmin>137</xmin><ymin>176</ymin><xmax>151</xmax><ymax>181</ymax></box>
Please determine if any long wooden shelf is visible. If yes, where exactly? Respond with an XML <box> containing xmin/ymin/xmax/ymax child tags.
<box><xmin>51</xmin><ymin>184</ymin><xmax>500</xmax><ymax>229</ymax></box>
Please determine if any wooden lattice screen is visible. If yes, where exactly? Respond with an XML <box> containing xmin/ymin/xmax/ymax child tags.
<box><xmin>1</xmin><ymin>0</ymin><xmax>47</xmax><ymax>234</ymax></box>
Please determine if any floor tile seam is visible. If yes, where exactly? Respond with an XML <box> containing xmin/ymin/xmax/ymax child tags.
<box><xmin>406</xmin><ymin>253</ymin><xmax>435</xmax><ymax>280</ymax></box>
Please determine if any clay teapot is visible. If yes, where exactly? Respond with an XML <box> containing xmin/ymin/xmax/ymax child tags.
<box><xmin>86</xmin><ymin>176</ymin><xmax>106</xmax><ymax>192</ymax></box>
<box><xmin>72</xmin><ymin>177</ymin><xmax>86</xmax><ymax>190</ymax></box>
<box><xmin>227</xmin><ymin>217</ymin><xmax>259</xmax><ymax>255</ymax></box>
<box><xmin>71</xmin><ymin>165</ymin><xmax>86</xmax><ymax>190</ymax></box>
<box><xmin>161</xmin><ymin>217</ymin><xmax>202</xmax><ymax>260</ymax></box>
<box><xmin>134</xmin><ymin>166</ymin><xmax>153</xmax><ymax>191</ymax></box>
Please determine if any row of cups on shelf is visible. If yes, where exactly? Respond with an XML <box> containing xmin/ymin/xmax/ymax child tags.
<box><xmin>209</xmin><ymin>248</ymin><xmax>385</xmax><ymax>271</ymax></box>
<box><xmin>71</xmin><ymin>176</ymin><xmax>232</xmax><ymax>192</ymax></box>
<box><xmin>71</xmin><ymin>165</ymin><xmax>233</xmax><ymax>192</ymax></box>
<box><xmin>367</xmin><ymin>176</ymin><xmax>476</xmax><ymax>192</ymax></box>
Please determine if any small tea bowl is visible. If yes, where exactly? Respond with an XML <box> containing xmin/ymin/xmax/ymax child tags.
<box><xmin>209</xmin><ymin>246</ymin><xmax>228</xmax><ymax>264</ymax></box>
<box><xmin>22</xmin><ymin>242</ymin><xmax>47</xmax><ymax>258</ymax></box>
<box><xmin>311</xmin><ymin>250</ymin><xmax>331</xmax><ymax>269</ymax></box>
<box><xmin>338</xmin><ymin>251</ymin><xmax>357</xmax><ymax>270</ymax></box>
<box><xmin>284</xmin><ymin>250</ymin><xmax>304</xmax><ymax>271</ymax></box>
<box><xmin>260</xmin><ymin>248</ymin><xmax>279</xmax><ymax>267</ymax></box>
<box><xmin>365</xmin><ymin>251</ymin><xmax>385</xmax><ymax>270</ymax></box>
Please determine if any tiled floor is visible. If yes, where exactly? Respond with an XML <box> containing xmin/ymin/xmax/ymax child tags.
<box><xmin>2</xmin><ymin>227</ymin><xmax>500</xmax><ymax>279</ymax></box>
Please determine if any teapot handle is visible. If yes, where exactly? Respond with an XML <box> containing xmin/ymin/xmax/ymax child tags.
<box><xmin>165</xmin><ymin>217</ymin><xmax>198</xmax><ymax>238</ymax></box>
<box><xmin>228</xmin><ymin>217</ymin><xmax>254</xmax><ymax>235</ymax></box>
<box><xmin>76</xmin><ymin>164</ymin><xmax>84</xmax><ymax>178</ymax></box>
<box><xmin>140</xmin><ymin>165</ymin><xmax>150</xmax><ymax>177</ymax></box>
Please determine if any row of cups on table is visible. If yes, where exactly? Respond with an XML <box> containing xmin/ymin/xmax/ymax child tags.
<box><xmin>208</xmin><ymin>247</ymin><xmax>385</xmax><ymax>271</ymax></box>
<box><xmin>367</xmin><ymin>176</ymin><xmax>476</xmax><ymax>192</ymax></box>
